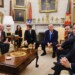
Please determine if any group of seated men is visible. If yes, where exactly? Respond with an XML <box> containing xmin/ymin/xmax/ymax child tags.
<box><xmin>0</xmin><ymin>23</ymin><xmax>58</xmax><ymax>58</ymax></box>
<box><xmin>48</xmin><ymin>24</ymin><xmax>75</xmax><ymax>75</ymax></box>
<box><xmin>24</xmin><ymin>24</ymin><xmax>58</xmax><ymax>58</ymax></box>
<box><xmin>1</xmin><ymin>22</ymin><xmax>75</xmax><ymax>75</ymax></box>
<box><xmin>25</xmin><ymin>23</ymin><xmax>75</xmax><ymax>75</ymax></box>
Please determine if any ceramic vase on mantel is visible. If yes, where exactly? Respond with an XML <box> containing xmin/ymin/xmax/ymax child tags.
<box><xmin>42</xmin><ymin>16</ymin><xmax>45</xmax><ymax>24</ymax></box>
<box><xmin>61</xmin><ymin>18</ymin><xmax>65</xmax><ymax>23</ymax></box>
<box><xmin>37</xmin><ymin>18</ymin><xmax>40</xmax><ymax>24</ymax></box>
<box><xmin>46</xmin><ymin>13</ymin><xmax>49</xmax><ymax>24</ymax></box>
<box><xmin>32</xmin><ymin>18</ymin><xmax>36</xmax><ymax>23</ymax></box>
<box><xmin>55</xmin><ymin>17</ymin><xmax>59</xmax><ymax>23</ymax></box>
<box><xmin>50</xmin><ymin>16</ymin><xmax>54</xmax><ymax>23</ymax></box>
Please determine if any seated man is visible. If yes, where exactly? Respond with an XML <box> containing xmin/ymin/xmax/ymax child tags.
<box><xmin>24</xmin><ymin>24</ymin><xmax>39</xmax><ymax>49</ymax></box>
<box><xmin>50</xmin><ymin>42</ymin><xmax>75</xmax><ymax>75</ymax></box>
<box><xmin>41</xmin><ymin>24</ymin><xmax>58</xmax><ymax>58</ymax></box>
<box><xmin>0</xmin><ymin>24</ymin><xmax>10</xmax><ymax>54</ymax></box>
<box><xmin>56</xmin><ymin>25</ymin><xmax>73</xmax><ymax>61</ymax></box>
<box><xmin>48</xmin><ymin>25</ymin><xmax>75</xmax><ymax>75</ymax></box>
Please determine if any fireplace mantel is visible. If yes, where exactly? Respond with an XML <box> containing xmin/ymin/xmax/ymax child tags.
<box><xmin>32</xmin><ymin>23</ymin><xmax>64</xmax><ymax>34</ymax></box>
<box><xmin>31</xmin><ymin>23</ymin><xmax>64</xmax><ymax>41</ymax></box>
<box><xmin>32</xmin><ymin>23</ymin><xmax>64</xmax><ymax>26</ymax></box>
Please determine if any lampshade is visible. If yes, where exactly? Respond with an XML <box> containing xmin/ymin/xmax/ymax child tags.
<box><xmin>3</xmin><ymin>16</ymin><xmax>14</xmax><ymax>25</ymax></box>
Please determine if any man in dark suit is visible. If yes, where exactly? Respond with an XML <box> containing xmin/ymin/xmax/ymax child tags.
<box><xmin>64</xmin><ymin>25</ymin><xmax>72</xmax><ymax>40</ymax></box>
<box><xmin>48</xmin><ymin>25</ymin><xmax>75</xmax><ymax>75</ymax></box>
<box><xmin>0</xmin><ymin>24</ymin><xmax>10</xmax><ymax>54</ymax></box>
<box><xmin>56</xmin><ymin>25</ymin><xmax>73</xmax><ymax>61</ymax></box>
<box><xmin>24</xmin><ymin>24</ymin><xmax>39</xmax><ymax>49</ymax></box>
<box><xmin>59</xmin><ymin>42</ymin><xmax>75</xmax><ymax>75</ymax></box>
<box><xmin>41</xmin><ymin>24</ymin><xmax>58</xmax><ymax>58</ymax></box>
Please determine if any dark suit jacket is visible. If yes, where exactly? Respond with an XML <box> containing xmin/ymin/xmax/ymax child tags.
<box><xmin>71</xmin><ymin>63</ymin><xmax>75</xmax><ymax>73</ymax></box>
<box><xmin>15</xmin><ymin>30</ymin><xmax>22</xmax><ymax>37</ymax></box>
<box><xmin>24</xmin><ymin>29</ymin><xmax>37</xmax><ymax>44</ymax></box>
<box><xmin>61</xmin><ymin>34</ymin><xmax>75</xmax><ymax>50</ymax></box>
<box><xmin>43</xmin><ymin>29</ymin><xmax>58</xmax><ymax>45</ymax></box>
<box><xmin>1</xmin><ymin>31</ymin><xmax>6</xmax><ymax>42</ymax></box>
<box><xmin>65</xmin><ymin>42</ymin><xmax>75</xmax><ymax>73</ymax></box>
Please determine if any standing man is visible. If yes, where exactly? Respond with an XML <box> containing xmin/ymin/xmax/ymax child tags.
<box><xmin>41</xmin><ymin>24</ymin><xmax>58</xmax><ymax>58</ymax></box>
<box><xmin>0</xmin><ymin>24</ymin><xmax>10</xmax><ymax>54</ymax></box>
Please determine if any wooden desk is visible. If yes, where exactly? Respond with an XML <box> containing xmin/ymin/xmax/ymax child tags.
<box><xmin>0</xmin><ymin>49</ymin><xmax>39</xmax><ymax>75</ymax></box>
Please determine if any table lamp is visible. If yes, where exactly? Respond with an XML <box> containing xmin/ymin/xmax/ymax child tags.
<box><xmin>3</xmin><ymin>16</ymin><xmax>14</xmax><ymax>34</ymax></box>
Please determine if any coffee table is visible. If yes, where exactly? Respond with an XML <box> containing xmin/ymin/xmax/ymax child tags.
<box><xmin>0</xmin><ymin>49</ymin><xmax>39</xmax><ymax>75</ymax></box>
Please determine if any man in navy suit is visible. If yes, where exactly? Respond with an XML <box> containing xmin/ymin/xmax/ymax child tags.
<box><xmin>0</xmin><ymin>24</ymin><xmax>10</xmax><ymax>54</ymax></box>
<box><xmin>41</xmin><ymin>24</ymin><xmax>58</xmax><ymax>58</ymax></box>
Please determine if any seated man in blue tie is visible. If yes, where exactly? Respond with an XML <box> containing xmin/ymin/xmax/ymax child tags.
<box><xmin>41</xmin><ymin>24</ymin><xmax>58</xmax><ymax>58</ymax></box>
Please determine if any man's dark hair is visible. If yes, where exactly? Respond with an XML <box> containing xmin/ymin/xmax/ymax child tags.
<box><xmin>27</xmin><ymin>24</ymin><xmax>32</xmax><ymax>28</ymax></box>
<box><xmin>65</xmin><ymin>25</ymin><xmax>72</xmax><ymax>29</ymax></box>
<box><xmin>73</xmin><ymin>23</ymin><xmax>75</xmax><ymax>26</ymax></box>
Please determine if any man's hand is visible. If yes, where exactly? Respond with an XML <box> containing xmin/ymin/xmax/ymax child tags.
<box><xmin>3</xmin><ymin>41</ymin><xmax>10</xmax><ymax>44</ymax></box>
<box><xmin>47</xmin><ymin>43</ymin><xmax>52</xmax><ymax>47</ymax></box>
<box><xmin>24</xmin><ymin>40</ymin><xmax>28</xmax><ymax>46</ymax></box>
<box><xmin>60</xmin><ymin>57</ymin><xmax>71</xmax><ymax>68</ymax></box>
<box><xmin>57</xmin><ymin>47</ymin><xmax>63</xmax><ymax>50</ymax></box>
<box><xmin>56</xmin><ymin>44</ymin><xmax>61</xmax><ymax>47</ymax></box>
<box><xmin>3</xmin><ymin>39</ymin><xmax>10</xmax><ymax>44</ymax></box>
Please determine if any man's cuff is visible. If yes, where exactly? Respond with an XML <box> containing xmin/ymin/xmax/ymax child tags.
<box><xmin>69</xmin><ymin>63</ymin><xmax>71</xmax><ymax>69</ymax></box>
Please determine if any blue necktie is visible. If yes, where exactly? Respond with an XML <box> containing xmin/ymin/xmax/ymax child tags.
<box><xmin>50</xmin><ymin>32</ymin><xmax>52</xmax><ymax>40</ymax></box>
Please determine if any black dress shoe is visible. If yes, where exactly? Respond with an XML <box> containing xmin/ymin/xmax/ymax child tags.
<box><xmin>41</xmin><ymin>53</ymin><xmax>46</xmax><ymax>56</ymax></box>
<box><xmin>53</xmin><ymin>62</ymin><xmax>57</xmax><ymax>65</ymax></box>
<box><xmin>52</xmin><ymin>54</ymin><xmax>56</xmax><ymax>58</ymax></box>
<box><xmin>51</xmin><ymin>67</ymin><xmax>55</xmax><ymax>70</ymax></box>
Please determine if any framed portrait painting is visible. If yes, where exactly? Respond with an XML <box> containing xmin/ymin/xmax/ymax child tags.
<box><xmin>74</xmin><ymin>0</ymin><xmax>75</xmax><ymax>4</ymax></box>
<box><xmin>0</xmin><ymin>0</ymin><xmax>4</xmax><ymax>7</ymax></box>
<box><xmin>14</xmin><ymin>0</ymin><xmax>25</xmax><ymax>7</ymax></box>
<box><xmin>39</xmin><ymin>0</ymin><xmax>58</xmax><ymax>13</ymax></box>
<box><xmin>14</xmin><ymin>9</ymin><xmax>26</xmax><ymax>23</ymax></box>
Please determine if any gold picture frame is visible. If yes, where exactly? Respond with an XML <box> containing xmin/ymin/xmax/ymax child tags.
<box><xmin>0</xmin><ymin>0</ymin><xmax>4</xmax><ymax>7</ymax></box>
<box><xmin>74</xmin><ymin>0</ymin><xmax>75</xmax><ymax>4</ymax></box>
<box><xmin>39</xmin><ymin>0</ymin><xmax>58</xmax><ymax>13</ymax></box>
<box><xmin>14</xmin><ymin>9</ymin><xmax>26</xmax><ymax>23</ymax></box>
<box><xmin>14</xmin><ymin>0</ymin><xmax>25</xmax><ymax>8</ymax></box>
<box><xmin>0</xmin><ymin>12</ymin><xmax>3</xmax><ymax>23</ymax></box>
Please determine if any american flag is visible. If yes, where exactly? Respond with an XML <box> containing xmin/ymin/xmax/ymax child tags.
<box><xmin>26</xmin><ymin>2</ymin><xmax>32</xmax><ymax>24</ymax></box>
<box><xmin>64</xmin><ymin>0</ymin><xmax>71</xmax><ymax>26</ymax></box>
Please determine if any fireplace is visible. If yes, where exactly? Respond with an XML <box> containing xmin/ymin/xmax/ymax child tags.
<box><xmin>33</xmin><ymin>24</ymin><xmax>48</xmax><ymax>42</ymax></box>
<box><xmin>38</xmin><ymin>32</ymin><xmax>45</xmax><ymax>42</ymax></box>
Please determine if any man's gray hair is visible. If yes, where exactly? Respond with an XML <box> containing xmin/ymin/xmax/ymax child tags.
<box><xmin>48</xmin><ymin>24</ymin><xmax>53</xmax><ymax>27</ymax></box>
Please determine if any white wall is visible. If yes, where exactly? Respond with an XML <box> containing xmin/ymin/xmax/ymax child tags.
<box><xmin>30</xmin><ymin>0</ymin><xmax>68</xmax><ymax>23</ymax></box>
<box><xmin>0</xmin><ymin>0</ymin><xmax>68</xmax><ymax>33</ymax></box>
